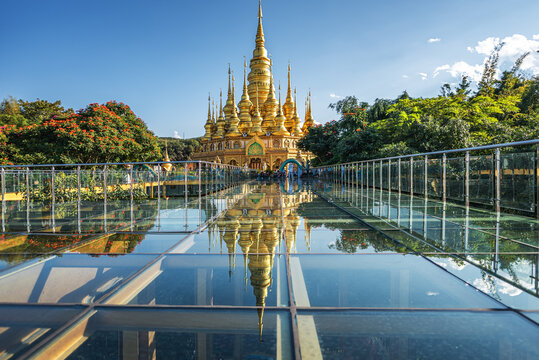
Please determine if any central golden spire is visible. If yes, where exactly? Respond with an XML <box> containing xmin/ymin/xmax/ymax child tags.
<box><xmin>248</xmin><ymin>0</ymin><xmax>271</xmax><ymax>111</ymax></box>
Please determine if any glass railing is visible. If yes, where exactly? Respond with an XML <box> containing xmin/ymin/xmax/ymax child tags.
<box><xmin>312</xmin><ymin>140</ymin><xmax>539</xmax><ymax>216</ymax></box>
<box><xmin>0</xmin><ymin>161</ymin><xmax>256</xmax><ymax>234</ymax></box>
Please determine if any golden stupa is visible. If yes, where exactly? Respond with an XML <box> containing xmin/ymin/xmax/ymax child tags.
<box><xmin>191</xmin><ymin>0</ymin><xmax>315</xmax><ymax>170</ymax></box>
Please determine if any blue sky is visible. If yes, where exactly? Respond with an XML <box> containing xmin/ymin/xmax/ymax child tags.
<box><xmin>1</xmin><ymin>0</ymin><xmax>538</xmax><ymax>138</ymax></box>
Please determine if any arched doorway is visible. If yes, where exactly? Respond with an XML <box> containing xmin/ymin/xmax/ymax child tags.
<box><xmin>279</xmin><ymin>159</ymin><xmax>304</xmax><ymax>172</ymax></box>
<box><xmin>249</xmin><ymin>158</ymin><xmax>262</xmax><ymax>170</ymax></box>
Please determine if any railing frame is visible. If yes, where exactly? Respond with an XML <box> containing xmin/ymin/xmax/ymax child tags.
<box><xmin>313</xmin><ymin>139</ymin><xmax>539</xmax><ymax>216</ymax></box>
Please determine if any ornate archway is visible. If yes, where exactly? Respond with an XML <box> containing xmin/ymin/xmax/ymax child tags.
<box><xmin>279</xmin><ymin>158</ymin><xmax>304</xmax><ymax>172</ymax></box>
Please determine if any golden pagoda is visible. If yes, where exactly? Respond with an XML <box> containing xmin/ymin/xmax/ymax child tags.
<box><xmin>191</xmin><ymin>0</ymin><xmax>314</xmax><ymax>170</ymax></box>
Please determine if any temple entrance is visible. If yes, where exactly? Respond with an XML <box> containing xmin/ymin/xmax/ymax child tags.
<box><xmin>249</xmin><ymin>158</ymin><xmax>262</xmax><ymax>170</ymax></box>
<box><xmin>279</xmin><ymin>159</ymin><xmax>303</xmax><ymax>171</ymax></box>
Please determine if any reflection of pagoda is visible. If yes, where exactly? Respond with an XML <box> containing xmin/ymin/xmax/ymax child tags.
<box><xmin>208</xmin><ymin>182</ymin><xmax>312</xmax><ymax>337</ymax></box>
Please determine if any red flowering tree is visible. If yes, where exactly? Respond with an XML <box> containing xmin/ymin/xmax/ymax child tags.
<box><xmin>1</xmin><ymin>101</ymin><xmax>161</xmax><ymax>164</ymax></box>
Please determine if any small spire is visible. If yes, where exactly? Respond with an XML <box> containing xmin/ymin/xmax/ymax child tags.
<box><xmin>228</xmin><ymin>64</ymin><xmax>232</xmax><ymax>97</ymax></box>
<box><xmin>232</xmin><ymin>73</ymin><xmax>237</xmax><ymax>114</ymax></box>
<box><xmin>287</xmin><ymin>62</ymin><xmax>292</xmax><ymax>97</ymax></box>
<box><xmin>256</xmin><ymin>0</ymin><xmax>265</xmax><ymax>47</ymax></box>
<box><xmin>243</xmin><ymin>56</ymin><xmax>249</xmax><ymax>95</ymax></box>
<box><xmin>219</xmin><ymin>90</ymin><xmax>223</xmax><ymax>117</ymax></box>
<box><xmin>278</xmin><ymin>82</ymin><xmax>282</xmax><ymax>112</ymax></box>
<box><xmin>207</xmin><ymin>94</ymin><xmax>211</xmax><ymax>120</ymax></box>
<box><xmin>212</xmin><ymin>99</ymin><xmax>215</xmax><ymax>122</ymax></box>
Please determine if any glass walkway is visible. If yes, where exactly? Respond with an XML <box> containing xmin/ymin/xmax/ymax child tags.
<box><xmin>0</xmin><ymin>163</ymin><xmax>538</xmax><ymax>358</ymax></box>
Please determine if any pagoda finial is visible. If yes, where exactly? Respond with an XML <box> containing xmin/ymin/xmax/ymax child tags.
<box><xmin>232</xmin><ymin>72</ymin><xmax>236</xmax><ymax>113</ymax></box>
<box><xmin>287</xmin><ymin>62</ymin><xmax>292</xmax><ymax>98</ymax></box>
<box><xmin>207</xmin><ymin>94</ymin><xmax>211</xmax><ymax>121</ymax></box>
<box><xmin>278</xmin><ymin>82</ymin><xmax>282</xmax><ymax>111</ymax></box>
<box><xmin>283</xmin><ymin>61</ymin><xmax>295</xmax><ymax>125</ymax></box>
<box><xmin>292</xmin><ymin>88</ymin><xmax>303</xmax><ymax>136</ymax></box>
<box><xmin>224</xmin><ymin>65</ymin><xmax>235</xmax><ymax>121</ymax></box>
<box><xmin>256</xmin><ymin>0</ymin><xmax>265</xmax><ymax>47</ymax></box>
<box><xmin>228</xmin><ymin>64</ymin><xmax>232</xmax><ymax>97</ymax></box>
<box><xmin>243</xmin><ymin>56</ymin><xmax>249</xmax><ymax>94</ymax></box>
<box><xmin>219</xmin><ymin>89</ymin><xmax>223</xmax><ymax>117</ymax></box>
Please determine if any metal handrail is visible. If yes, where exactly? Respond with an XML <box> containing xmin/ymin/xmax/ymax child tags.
<box><xmin>0</xmin><ymin>160</ymin><xmax>249</xmax><ymax>170</ymax></box>
<box><xmin>313</xmin><ymin>139</ymin><xmax>539</xmax><ymax>167</ymax></box>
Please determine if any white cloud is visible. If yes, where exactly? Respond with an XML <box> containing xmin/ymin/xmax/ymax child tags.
<box><xmin>173</xmin><ymin>131</ymin><xmax>181</xmax><ymax>139</ymax></box>
<box><xmin>418</xmin><ymin>72</ymin><xmax>428</xmax><ymax>80</ymax></box>
<box><xmin>329</xmin><ymin>93</ymin><xmax>343</xmax><ymax>99</ymax></box>
<box><xmin>433</xmin><ymin>64</ymin><xmax>450</xmax><ymax>78</ymax></box>
<box><xmin>435</xmin><ymin>61</ymin><xmax>484</xmax><ymax>81</ymax></box>
<box><xmin>402</xmin><ymin>74</ymin><xmax>409</xmax><ymax>78</ymax></box>
<box><xmin>428</xmin><ymin>38</ymin><xmax>441</xmax><ymax>43</ymax></box>
<box><xmin>434</xmin><ymin>33</ymin><xmax>539</xmax><ymax>82</ymax></box>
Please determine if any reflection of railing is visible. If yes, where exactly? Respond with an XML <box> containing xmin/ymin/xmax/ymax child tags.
<box><xmin>313</xmin><ymin>140</ymin><xmax>539</xmax><ymax>216</ymax></box>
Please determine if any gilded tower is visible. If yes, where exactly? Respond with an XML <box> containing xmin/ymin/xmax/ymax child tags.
<box><xmin>192</xmin><ymin>0</ymin><xmax>315</xmax><ymax>170</ymax></box>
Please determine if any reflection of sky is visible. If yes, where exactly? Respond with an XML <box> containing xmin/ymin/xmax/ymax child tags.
<box><xmin>432</xmin><ymin>257</ymin><xmax>539</xmax><ymax>309</ymax></box>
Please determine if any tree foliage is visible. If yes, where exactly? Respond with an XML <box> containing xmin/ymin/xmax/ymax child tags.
<box><xmin>299</xmin><ymin>50</ymin><xmax>539</xmax><ymax>165</ymax></box>
<box><xmin>158</xmin><ymin>137</ymin><xmax>201</xmax><ymax>161</ymax></box>
<box><xmin>1</xmin><ymin>100</ymin><xmax>160</xmax><ymax>165</ymax></box>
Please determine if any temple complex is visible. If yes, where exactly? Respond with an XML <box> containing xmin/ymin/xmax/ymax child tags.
<box><xmin>191</xmin><ymin>0</ymin><xmax>315</xmax><ymax>170</ymax></box>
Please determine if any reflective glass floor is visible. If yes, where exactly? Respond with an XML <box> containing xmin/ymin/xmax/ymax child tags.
<box><xmin>0</xmin><ymin>180</ymin><xmax>538</xmax><ymax>359</ymax></box>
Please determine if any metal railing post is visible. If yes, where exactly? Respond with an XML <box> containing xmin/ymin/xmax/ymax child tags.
<box><xmin>398</xmin><ymin>158</ymin><xmax>401</xmax><ymax>194</ymax></box>
<box><xmin>129</xmin><ymin>165</ymin><xmax>134</xmax><ymax>202</ymax></box>
<box><xmin>51</xmin><ymin>166</ymin><xmax>55</xmax><ymax>232</ymax></box>
<box><xmin>26</xmin><ymin>167</ymin><xmax>30</xmax><ymax>232</ymax></box>
<box><xmin>442</xmin><ymin>154</ymin><xmax>447</xmax><ymax>203</ymax></box>
<box><xmin>185</xmin><ymin>164</ymin><xmax>188</xmax><ymax>200</ymax></box>
<box><xmin>379</xmin><ymin>159</ymin><xmax>382</xmax><ymax>190</ymax></box>
<box><xmin>360</xmin><ymin>162</ymin><xmax>364</xmax><ymax>190</ymax></box>
<box><xmin>77</xmin><ymin>166</ymin><xmax>81</xmax><ymax>234</ymax></box>
<box><xmin>372</xmin><ymin>161</ymin><xmax>375</xmax><ymax>189</ymax></box>
<box><xmin>410</xmin><ymin>158</ymin><xmax>414</xmax><ymax>196</ymax></box>
<box><xmin>103</xmin><ymin>165</ymin><xmax>107</xmax><ymax>232</ymax></box>
<box><xmin>424</xmin><ymin>155</ymin><xmax>428</xmax><ymax>198</ymax></box>
<box><xmin>388</xmin><ymin>159</ymin><xmax>391</xmax><ymax>192</ymax></box>
<box><xmin>495</xmin><ymin>148</ymin><xmax>501</xmax><ymax>213</ymax></box>
<box><xmin>157</xmin><ymin>165</ymin><xmax>161</xmax><ymax>198</ymax></box>
<box><xmin>465</xmin><ymin>151</ymin><xmax>470</xmax><ymax>207</ymax></box>
<box><xmin>536</xmin><ymin>145</ymin><xmax>539</xmax><ymax>219</ymax></box>
<box><xmin>1</xmin><ymin>167</ymin><xmax>4</xmax><ymax>233</ymax></box>
<box><xmin>198</xmin><ymin>162</ymin><xmax>202</xmax><ymax>198</ymax></box>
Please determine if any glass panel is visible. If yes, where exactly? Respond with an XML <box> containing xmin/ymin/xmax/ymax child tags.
<box><xmin>0</xmin><ymin>254</ymin><xmax>156</xmax><ymax>303</ymax></box>
<box><xmin>500</xmin><ymin>152</ymin><xmax>535</xmax><ymax>212</ymax></box>
<box><xmin>105</xmin><ymin>255</ymin><xmax>288</xmax><ymax>307</ymax></box>
<box><xmin>381</xmin><ymin>162</ymin><xmax>389</xmax><ymax>190</ymax></box>
<box><xmin>290</xmin><ymin>254</ymin><xmax>502</xmax><ymax>308</ymax></box>
<box><xmin>0</xmin><ymin>305</ymin><xmax>84</xmax><ymax>360</ymax></box>
<box><xmin>390</xmin><ymin>161</ymin><xmax>399</xmax><ymax>191</ymax></box>
<box><xmin>401</xmin><ymin>160</ymin><xmax>411</xmax><ymax>193</ymax></box>
<box><xmin>300</xmin><ymin>310</ymin><xmax>539</xmax><ymax>360</ymax></box>
<box><xmin>64</xmin><ymin>309</ymin><xmax>292</xmax><ymax>360</ymax></box>
<box><xmin>469</xmin><ymin>154</ymin><xmax>494</xmax><ymax>206</ymax></box>
<box><xmin>413</xmin><ymin>158</ymin><xmax>425</xmax><ymax>195</ymax></box>
<box><xmin>447</xmin><ymin>157</ymin><xmax>465</xmax><ymax>201</ymax></box>
<box><xmin>427</xmin><ymin>158</ymin><xmax>442</xmax><ymax>197</ymax></box>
